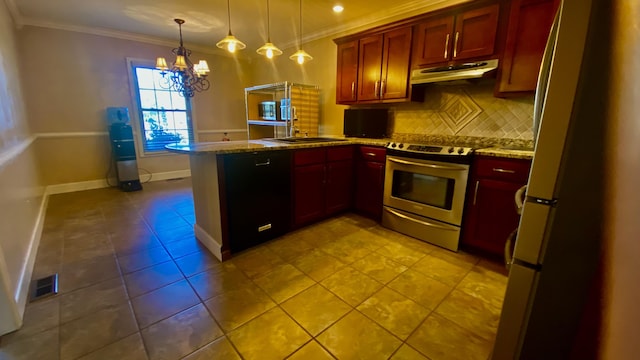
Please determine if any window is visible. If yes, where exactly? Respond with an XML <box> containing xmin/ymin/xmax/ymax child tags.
<box><xmin>131</xmin><ymin>66</ymin><xmax>194</xmax><ymax>153</ymax></box>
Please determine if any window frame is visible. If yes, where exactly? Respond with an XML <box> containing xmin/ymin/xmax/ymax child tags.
<box><xmin>126</xmin><ymin>58</ymin><xmax>198</xmax><ymax>157</ymax></box>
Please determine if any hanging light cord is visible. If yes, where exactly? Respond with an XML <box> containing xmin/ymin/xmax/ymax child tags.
<box><xmin>227</xmin><ymin>0</ymin><xmax>232</xmax><ymax>35</ymax></box>
<box><xmin>267</xmin><ymin>0</ymin><xmax>271</xmax><ymax>41</ymax></box>
<box><xmin>298</xmin><ymin>0</ymin><xmax>303</xmax><ymax>48</ymax></box>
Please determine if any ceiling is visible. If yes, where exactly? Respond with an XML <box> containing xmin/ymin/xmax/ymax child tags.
<box><xmin>6</xmin><ymin>0</ymin><xmax>468</xmax><ymax>56</ymax></box>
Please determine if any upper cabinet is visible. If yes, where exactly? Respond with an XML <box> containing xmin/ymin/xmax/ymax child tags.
<box><xmin>336</xmin><ymin>27</ymin><xmax>413</xmax><ymax>104</ymax></box>
<box><xmin>495</xmin><ymin>0</ymin><xmax>560</xmax><ymax>95</ymax></box>
<box><xmin>412</xmin><ymin>3</ymin><xmax>500</xmax><ymax>68</ymax></box>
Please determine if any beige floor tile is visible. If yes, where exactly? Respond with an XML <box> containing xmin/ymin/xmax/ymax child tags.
<box><xmin>77</xmin><ymin>333</ymin><xmax>148</xmax><ymax>360</ymax></box>
<box><xmin>265</xmin><ymin>234</ymin><xmax>315</xmax><ymax>262</ymax></box>
<box><xmin>319</xmin><ymin>238</ymin><xmax>373</xmax><ymax>264</ymax></box>
<box><xmin>155</xmin><ymin>224</ymin><xmax>194</xmax><ymax>244</ymax></box>
<box><xmin>341</xmin><ymin>228</ymin><xmax>391</xmax><ymax>251</ymax></box>
<box><xmin>62</xmin><ymin>232</ymin><xmax>114</xmax><ymax>264</ymax></box>
<box><xmin>1</xmin><ymin>297</ymin><xmax>59</xmax><ymax>345</ymax></box>
<box><xmin>456</xmin><ymin>266</ymin><xmax>508</xmax><ymax>309</ymax></box>
<box><xmin>287</xmin><ymin>341</ymin><xmax>335</xmax><ymax>360</ymax></box>
<box><xmin>357</xmin><ymin>287</ymin><xmax>430</xmax><ymax>340</ymax></box>
<box><xmin>435</xmin><ymin>289</ymin><xmax>502</xmax><ymax>341</ymax></box>
<box><xmin>429</xmin><ymin>248</ymin><xmax>480</xmax><ymax>270</ymax></box>
<box><xmin>124</xmin><ymin>261</ymin><xmax>184</xmax><ymax>298</ymax></box>
<box><xmin>60</xmin><ymin>277</ymin><xmax>128</xmax><ymax>324</ymax></box>
<box><xmin>182</xmin><ymin>336</ymin><xmax>241</xmax><ymax>360</ymax></box>
<box><xmin>253</xmin><ymin>263</ymin><xmax>315</xmax><ymax>303</ymax></box>
<box><xmin>320</xmin><ymin>266</ymin><xmax>383</xmax><ymax>306</ymax></box>
<box><xmin>351</xmin><ymin>252</ymin><xmax>408</xmax><ymax>284</ymax></box>
<box><xmin>317</xmin><ymin>310</ymin><xmax>402</xmax><ymax>360</ymax></box>
<box><xmin>377</xmin><ymin>242</ymin><xmax>426</xmax><ymax>267</ymax></box>
<box><xmin>231</xmin><ymin>246</ymin><xmax>285</xmax><ymax>279</ymax></box>
<box><xmin>293</xmin><ymin>224</ymin><xmax>338</xmax><ymax>248</ymax></box>
<box><xmin>59</xmin><ymin>254</ymin><xmax>121</xmax><ymax>293</ymax></box>
<box><xmin>118</xmin><ymin>247</ymin><xmax>172</xmax><ymax>274</ymax></box>
<box><xmin>131</xmin><ymin>280</ymin><xmax>200</xmax><ymax>328</ymax></box>
<box><xmin>59</xmin><ymin>302</ymin><xmax>138</xmax><ymax>360</ymax></box>
<box><xmin>0</xmin><ymin>327</ymin><xmax>59</xmax><ymax>360</ymax></box>
<box><xmin>291</xmin><ymin>248</ymin><xmax>346</xmax><ymax>282</ymax></box>
<box><xmin>407</xmin><ymin>314</ymin><xmax>493</xmax><ymax>360</ymax></box>
<box><xmin>141</xmin><ymin>304</ymin><xmax>223</xmax><ymax>360</ymax></box>
<box><xmin>387</xmin><ymin>269</ymin><xmax>453</xmax><ymax>310</ymax></box>
<box><xmin>187</xmin><ymin>264</ymin><xmax>252</xmax><ymax>301</ymax></box>
<box><xmin>163</xmin><ymin>237</ymin><xmax>205</xmax><ymax>259</ymax></box>
<box><xmin>411</xmin><ymin>255</ymin><xmax>470</xmax><ymax>287</ymax></box>
<box><xmin>281</xmin><ymin>284</ymin><xmax>351</xmax><ymax>336</ymax></box>
<box><xmin>390</xmin><ymin>344</ymin><xmax>429</xmax><ymax>359</ymax></box>
<box><xmin>204</xmin><ymin>284</ymin><xmax>276</xmax><ymax>332</ymax></box>
<box><xmin>174</xmin><ymin>250</ymin><xmax>221</xmax><ymax>277</ymax></box>
<box><xmin>110</xmin><ymin>227</ymin><xmax>162</xmax><ymax>256</ymax></box>
<box><xmin>227</xmin><ymin>307</ymin><xmax>310</xmax><ymax>360</ymax></box>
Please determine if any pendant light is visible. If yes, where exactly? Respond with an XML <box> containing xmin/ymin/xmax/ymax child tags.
<box><xmin>289</xmin><ymin>0</ymin><xmax>313</xmax><ymax>64</ymax></box>
<box><xmin>256</xmin><ymin>0</ymin><xmax>282</xmax><ymax>59</ymax></box>
<box><xmin>216</xmin><ymin>0</ymin><xmax>246</xmax><ymax>53</ymax></box>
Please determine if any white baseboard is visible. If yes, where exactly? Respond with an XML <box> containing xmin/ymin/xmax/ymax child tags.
<box><xmin>15</xmin><ymin>194</ymin><xmax>48</xmax><ymax>316</ymax></box>
<box><xmin>194</xmin><ymin>224</ymin><xmax>223</xmax><ymax>262</ymax></box>
<box><xmin>45</xmin><ymin>169</ymin><xmax>191</xmax><ymax>195</ymax></box>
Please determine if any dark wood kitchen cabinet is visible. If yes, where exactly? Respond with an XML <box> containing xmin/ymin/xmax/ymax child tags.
<box><xmin>461</xmin><ymin>155</ymin><xmax>531</xmax><ymax>258</ymax></box>
<box><xmin>293</xmin><ymin>146</ymin><xmax>354</xmax><ymax>227</ymax></box>
<box><xmin>335</xmin><ymin>27</ymin><xmax>413</xmax><ymax>104</ymax></box>
<box><xmin>221</xmin><ymin>151</ymin><xmax>292</xmax><ymax>253</ymax></box>
<box><xmin>412</xmin><ymin>3</ymin><xmax>500</xmax><ymax>68</ymax></box>
<box><xmin>495</xmin><ymin>0</ymin><xmax>560</xmax><ymax>95</ymax></box>
<box><xmin>354</xmin><ymin>146</ymin><xmax>387</xmax><ymax>221</ymax></box>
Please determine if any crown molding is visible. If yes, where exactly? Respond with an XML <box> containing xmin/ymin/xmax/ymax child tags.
<box><xmin>3</xmin><ymin>0</ymin><xmax>23</xmax><ymax>28</ymax></box>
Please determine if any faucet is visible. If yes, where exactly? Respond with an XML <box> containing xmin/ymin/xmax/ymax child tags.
<box><xmin>289</xmin><ymin>106</ymin><xmax>298</xmax><ymax>137</ymax></box>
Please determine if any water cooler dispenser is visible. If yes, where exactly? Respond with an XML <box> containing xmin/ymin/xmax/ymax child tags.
<box><xmin>107</xmin><ymin>107</ymin><xmax>142</xmax><ymax>192</ymax></box>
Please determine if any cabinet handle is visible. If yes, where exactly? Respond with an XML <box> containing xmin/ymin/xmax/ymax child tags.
<box><xmin>255</xmin><ymin>159</ymin><xmax>271</xmax><ymax>167</ymax></box>
<box><xmin>380</xmin><ymin>80</ymin><xmax>385</xmax><ymax>97</ymax></box>
<box><xmin>351</xmin><ymin>81</ymin><xmax>355</xmax><ymax>99</ymax></box>
<box><xmin>374</xmin><ymin>80</ymin><xmax>380</xmax><ymax>98</ymax></box>
<box><xmin>473</xmin><ymin>180</ymin><xmax>479</xmax><ymax>205</ymax></box>
<box><xmin>365</xmin><ymin>152</ymin><xmax>377</xmax><ymax>157</ymax></box>
<box><xmin>493</xmin><ymin>168</ymin><xmax>516</xmax><ymax>174</ymax></box>
<box><xmin>444</xmin><ymin>33</ymin><xmax>450</xmax><ymax>59</ymax></box>
<box><xmin>453</xmin><ymin>31</ymin><xmax>459</xmax><ymax>58</ymax></box>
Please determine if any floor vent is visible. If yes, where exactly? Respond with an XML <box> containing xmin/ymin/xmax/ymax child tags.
<box><xmin>30</xmin><ymin>274</ymin><xmax>59</xmax><ymax>302</ymax></box>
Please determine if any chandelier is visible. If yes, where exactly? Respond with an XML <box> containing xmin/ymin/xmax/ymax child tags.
<box><xmin>155</xmin><ymin>19</ymin><xmax>210</xmax><ymax>97</ymax></box>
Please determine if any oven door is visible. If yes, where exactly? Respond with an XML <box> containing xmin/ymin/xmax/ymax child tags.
<box><xmin>383</xmin><ymin>155</ymin><xmax>469</xmax><ymax>225</ymax></box>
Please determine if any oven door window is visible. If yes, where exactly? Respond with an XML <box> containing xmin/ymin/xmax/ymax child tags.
<box><xmin>391</xmin><ymin>170</ymin><xmax>455</xmax><ymax>210</ymax></box>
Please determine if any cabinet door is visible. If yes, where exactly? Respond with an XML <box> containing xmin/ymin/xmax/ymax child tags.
<box><xmin>381</xmin><ymin>27</ymin><xmax>413</xmax><ymax>100</ymax></box>
<box><xmin>355</xmin><ymin>161</ymin><xmax>385</xmax><ymax>221</ymax></box>
<box><xmin>326</xmin><ymin>159</ymin><xmax>354</xmax><ymax>215</ymax></box>
<box><xmin>496</xmin><ymin>0</ymin><xmax>559</xmax><ymax>94</ymax></box>
<box><xmin>357</xmin><ymin>35</ymin><xmax>384</xmax><ymax>101</ymax></box>
<box><xmin>294</xmin><ymin>163</ymin><xmax>326</xmax><ymax>226</ymax></box>
<box><xmin>463</xmin><ymin>178</ymin><xmax>523</xmax><ymax>256</ymax></box>
<box><xmin>336</xmin><ymin>40</ymin><xmax>359</xmax><ymax>103</ymax></box>
<box><xmin>452</xmin><ymin>3</ymin><xmax>500</xmax><ymax>61</ymax></box>
<box><xmin>412</xmin><ymin>16</ymin><xmax>455</xmax><ymax>68</ymax></box>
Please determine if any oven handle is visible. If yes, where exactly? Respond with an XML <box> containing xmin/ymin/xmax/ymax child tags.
<box><xmin>384</xmin><ymin>207</ymin><xmax>457</xmax><ymax>231</ymax></box>
<box><xmin>387</xmin><ymin>157</ymin><xmax>467</xmax><ymax>171</ymax></box>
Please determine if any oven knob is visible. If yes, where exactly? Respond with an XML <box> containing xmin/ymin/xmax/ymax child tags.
<box><xmin>391</xmin><ymin>143</ymin><xmax>397</xmax><ymax>148</ymax></box>
<box><xmin>398</xmin><ymin>143</ymin><xmax>404</xmax><ymax>149</ymax></box>
<box><xmin>458</xmin><ymin>148</ymin><xmax>465</xmax><ymax>154</ymax></box>
<box><xmin>448</xmin><ymin>147</ymin><xmax>455</xmax><ymax>153</ymax></box>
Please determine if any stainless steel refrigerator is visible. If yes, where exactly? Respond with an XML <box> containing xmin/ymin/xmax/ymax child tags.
<box><xmin>492</xmin><ymin>0</ymin><xmax>605</xmax><ymax>358</ymax></box>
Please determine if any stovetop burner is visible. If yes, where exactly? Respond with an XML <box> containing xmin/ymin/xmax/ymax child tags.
<box><xmin>386</xmin><ymin>142</ymin><xmax>474</xmax><ymax>156</ymax></box>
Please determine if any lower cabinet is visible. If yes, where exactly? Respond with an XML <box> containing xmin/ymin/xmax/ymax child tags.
<box><xmin>221</xmin><ymin>151</ymin><xmax>292</xmax><ymax>253</ymax></box>
<box><xmin>461</xmin><ymin>156</ymin><xmax>532</xmax><ymax>257</ymax></box>
<box><xmin>354</xmin><ymin>146</ymin><xmax>387</xmax><ymax>221</ymax></box>
<box><xmin>293</xmin><ymin>146</ymin><xmax>354</xmax><ymax>227</ymax></box>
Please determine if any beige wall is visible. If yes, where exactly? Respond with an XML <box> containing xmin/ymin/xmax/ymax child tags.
<box><xmin>18</xmin><ymin>27</ymin><xmax>252</xmax><ymax>185</ymax></box>
<box><xmin>0</xmin><ymin>0</ymin><xmax>45</xmax><ymax>333</ymax></box>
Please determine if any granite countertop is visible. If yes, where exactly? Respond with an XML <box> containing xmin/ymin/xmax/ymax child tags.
<box><xmin>166</xmin><ymin>135</ymin><xmax>535</xmax><ymax>159</ymax></box>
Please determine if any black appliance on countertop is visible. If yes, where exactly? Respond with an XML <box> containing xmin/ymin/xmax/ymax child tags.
<box><xmin>343</xmin><ymin>108</ymin><xmax>388</xmax><ymax>138</ymax></box>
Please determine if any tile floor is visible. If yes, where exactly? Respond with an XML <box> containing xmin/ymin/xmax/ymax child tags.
<box><xmin>0</xmin><ymin>178</ymin><xmax>509</xmax><ymax>360</ymax></box>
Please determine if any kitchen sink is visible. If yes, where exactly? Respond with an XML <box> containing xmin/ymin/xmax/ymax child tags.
<box><xmin>271</xmin><ymin>137</ymin><xmax>348</xmax><ymax>143</ymax></box>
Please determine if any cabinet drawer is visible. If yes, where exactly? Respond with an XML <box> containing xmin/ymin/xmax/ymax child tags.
<box><xmin>357</xmin><ymin>146</ymin><xmax>386</xmax><ymax>163</ymax></box>
<box><xmin>475</xmin><ymin>156</ymin><xmax>531</xmax><ymax>183</ymax></box>
<box><xmin>327</xmin><ymin>145</ymin><xmax>354</xmax><ymax>162</ymax></box>
<box><xmin>294</xmin><ymin>148</ymin><xmax>326</xmax><ymax>166</ymax></box>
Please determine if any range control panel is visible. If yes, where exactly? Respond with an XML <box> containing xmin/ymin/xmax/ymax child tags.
<box><xmin>386</xmin><ymin>142</ymin><xmax>474</xmax><ymax>156</ymax></box>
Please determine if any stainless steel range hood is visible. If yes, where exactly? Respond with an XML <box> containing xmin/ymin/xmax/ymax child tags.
<box><xmin>410</xmin><ymin>59</ymin><xmax>499</xmax><ymax>85</ymax></box>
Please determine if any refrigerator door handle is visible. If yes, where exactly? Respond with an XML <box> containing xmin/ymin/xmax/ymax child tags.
<box><xmin>504</xmin><ymin>229</ymin><xmax>517</xmax><ymax>270</ymax></box>
<box><xmin>515</xmin><ymin>185</ymin><xmax>527</xmax><ymax>215</ymax></box>
<box><xmin>533</xmin><ymin>9</ymin><xmax>560</xmax><ymax>142</ymax></box>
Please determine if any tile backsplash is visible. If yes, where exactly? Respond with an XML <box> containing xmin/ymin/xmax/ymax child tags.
<box><xmin>391</xmin><ymin>80</ymin><xmax>534</xmax><ymax>140</ymax></box>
